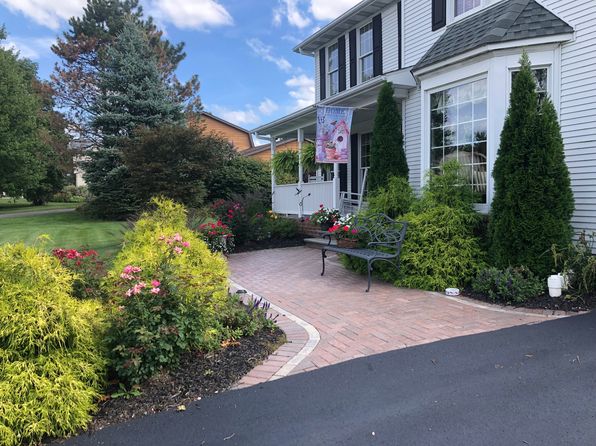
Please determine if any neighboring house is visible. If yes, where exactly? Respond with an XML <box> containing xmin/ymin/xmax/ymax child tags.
<box><xmin>253</xmin><ymin>0</ymin><xmax>595</xmax><ymax>238</ymax></box>
<box><xmin>194</xmin><ymin>112</ymin><xmax>254</xmax><ymax>152</ymax></box>
<box><xmin>69</xmin><ymin>139</ymin><xmax>95</xmax><ymax>187</ymax></box>
<box><xmin>242</xmin><ymin>138</ymin><xmax>314</xmax><ymax>162</ymax></box>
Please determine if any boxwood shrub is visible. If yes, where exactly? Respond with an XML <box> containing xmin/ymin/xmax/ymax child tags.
<box><xmin>0</xmin><ymin>243</ymin><xmax>106</xmax><ymax>446</ymax></box>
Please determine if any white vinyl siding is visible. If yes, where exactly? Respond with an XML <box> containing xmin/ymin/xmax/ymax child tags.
<box><xmin>404</xmin><ymin>87</ymin><xmax>422</xmax><ymax>193</ymax></box>
<box><xmin>315</xmin><ymin>51</ymin><xmax>321</xmax><ymax>102</ymax></box>
<box><xmin>538</xmin><ymin>0</ymin><xmax>596</xmax><ymax>237</ymax></box>
<box><xmin>404</xmin><ymin>0</ymin><xmax>444</xmax><ymax>67</ymax></box>
<box><xmin>382</xmin><ymin>2</ymin><xmax>400</xmax><ymax>73</ymax></box>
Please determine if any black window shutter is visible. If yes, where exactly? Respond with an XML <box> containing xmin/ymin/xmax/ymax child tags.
<box><xmin>372</xmin><ymin>14</ymin><xmax>383</xmax><ymax>77</ymax></box>
<box><xmin>338</xmin><ymin>36</ymin><xmax>346</xmax><ymax>92</ymax></box>
<box><xmin>319</xmin><ymin>48</ymin><xmax>326</xmax><ymax>100</ymax></box>
<box><xmin>349</xmin><ymin>29</ymin><xmax>357</xmax><ymax>87</ymax></box>
<box><xmin>432</xmin><ymin>0</ymin><xmax>446</xmax><ymax>31</ymax></box>
<box><xmin>339</xmin><ymin>164</ymin><xmax>348</xmax><ymax>193</ymax></box>
<box><xmin>350</xmin><ymin>134</ymin><xmax>359</xmax><ymax>194</ymax></box>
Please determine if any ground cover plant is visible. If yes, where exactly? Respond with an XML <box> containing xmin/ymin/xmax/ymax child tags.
<box><xmin>471</xmin><ymin>266</ymin><xmax>545</xmax><ymax>304</ymax></box>
<box><xmin>0</xmin><ymin>243</ymin><xmax>106</xmax><ymax>446</ymax></box>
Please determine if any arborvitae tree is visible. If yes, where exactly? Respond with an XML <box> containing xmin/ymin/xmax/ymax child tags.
<box><xmin>84</xmin><ymin>22</ymin><xmax>183</xmax><ymax>219</ymax></box>
<box><xmin>489</xmin><ymin>53</ymin><xmax>574</xmax><ymax>277</ymax></box>
<box><xmin>368</xmin><ymin>81</ymin><xmax>408</xmax><ymax>192</ymax></box>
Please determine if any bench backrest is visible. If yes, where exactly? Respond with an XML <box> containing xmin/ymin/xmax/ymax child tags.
<box><xmin>353</xmin><ymin>213</ymin><xmax>408</xmax><ymax>254</ymax></box>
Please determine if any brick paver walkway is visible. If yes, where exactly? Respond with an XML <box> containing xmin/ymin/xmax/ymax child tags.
<box><xmin>230</xmin><ymin>247</ymin><xmax>566</xmax><ymax>386</ymax></box>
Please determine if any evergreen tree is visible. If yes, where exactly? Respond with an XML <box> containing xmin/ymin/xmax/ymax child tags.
<box><xmin>0</xmin><ymin>27</ymin><xmax>47</xmax><ymax>197</ymax></box>
<box><xmin>368</xmin><ymin>81</ymin><xmax>408</xmax><ymax>192</ymax></box>
<box><xmin>84</xmin><ymin>22</ymin><xmax>183</xmax><ymax>218</ymax></box>
<box><xmin>489</xmin><ymin>53</ymin><xmax>574</xmax><ymax>277</ymax></box>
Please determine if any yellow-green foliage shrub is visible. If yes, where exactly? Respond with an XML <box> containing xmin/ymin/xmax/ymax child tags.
<box><xmin>0</xmin><ymin>243</ymin><xmax>106</xmax><ymax>446</ymax></box>
<box><xmin>105</xmin><ymin>197</ymin><xmax>229</xmax><ymax>384</ymax></box>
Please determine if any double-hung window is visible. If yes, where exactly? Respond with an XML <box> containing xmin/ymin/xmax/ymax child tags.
<box><xmin>359</xmin><ymin>23</ymin><xmax>373</xmax><ymax>82</ymax></box>
<box><xmin>360</xmin><ymin>133</ymin><xmax>372</xmax><ymax>191</ymax></box>
<box><xmin>455</xmin><ymin>0</ymin><xmax>481</xmax><ymax>16</ymax></box>
<box><xmin>328</xmin><ymin>43</ymin><xmax>339</xmax><ymax>96</ymax></box>
<box><xmin>430</xmin><ymin>78</ymin><xmax>488</xmax><ymax>203</ymax></box>
<box><xmin>512</xmin><ymin>67</ymin><xmax>549</xmax><ymax>105</ymax></box>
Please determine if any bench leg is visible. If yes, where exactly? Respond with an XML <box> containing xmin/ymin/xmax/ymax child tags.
<box><xmin>321</xmin><ymin>249</ymin><xmax>327</xmax><ymax>276</ymax></box>
<box><xmin>366</xmin><ymin>260</ymin><xmax>372</xmax><ymax>292</ymax></box>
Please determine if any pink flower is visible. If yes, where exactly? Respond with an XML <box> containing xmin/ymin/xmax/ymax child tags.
<box><xmin>351</xmin><ymin>229</ymin><xmax>358</xmax><ymax>234</ymax></box>
<box><xmin>181</xmin><ymin>241</ymin><xmax>190</xmax><ymax>248</ymax></box>
<box><xmin>120</xmin><ymin>273</ymin><xmax>134</xmax><ymax>280</ymax></box>
<box><xmin>123</xmin><ymin>265</ymin><xmax>141</xmax><ymax>274</ymax></box>
<box><xmin>150</xmin><ymin>287</ymin><xmax>160</xmax><ymax>294</ymax></box>
<box><xmin>173</xmin><ymin>246</ymin><xmax>183</xmax><ymax>255</ymax></box>
<box><xmin>151</xmin><ymin>280</ymin><xmax>161</xmax><ymax>288</ymax></box>
<box><xmin>173</xmin><ymin>233</ymin><xmax>183</xmax><ymax>242</ymax></box>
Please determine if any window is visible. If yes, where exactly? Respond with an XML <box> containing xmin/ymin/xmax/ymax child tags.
<box><xmin>359</xmin><ymin>23</ymin><xmax>374</xmax><ymax>82</ymax></box>
<box><xmin>430</xmin><ymin>79</ymin><xmax>488</xmax><ymax>203</ymax></box>
<box><xmin>360</xmin><ymin>133</ymin><xmax>372</xmax><ymax>190</ymax></box>
<box><xmin>512</xmin><ymin>67</ymin><xmax>548</xmax><ymax>105</ymax></box>
<box><xmin>455</xmin><ymin>0</ymin><xmax>481</xmax><ymax>16</ymax></box>
<box><xmin>328</xmin><ymin>43</ymin><xmax>339</xmax><ymax>96</ymax></box>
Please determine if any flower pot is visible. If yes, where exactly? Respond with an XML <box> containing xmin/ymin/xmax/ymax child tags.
<box><xmin>320</xmin><ymin>222</ymin><xmax>333</xmax><ymax>232</ymax></box>
<box><xmin>337</xmin><ymin>238</ymin><xmax>359</xmax><ymax>248</ymax></box>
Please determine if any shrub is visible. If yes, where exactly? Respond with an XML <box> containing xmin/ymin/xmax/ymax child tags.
<box><xmin>552</xmin><ymin>232</ymin><xmax>596</xmax><ymax>297</ymax></box>
<box><xmin>216</xmin><ymin>294</ymin><xmax>278</xmax><ymax>341</ymax></box>
<box><xmin>0</xmin><ymin>243</ymin><xmax>105</xmax><ymax>446</ymax></box>
<box><xmin>472</xmin><ymin>266</ymin><xmax>544</xmax><ymax>304</ymax></box>
<box><xmin>24</xmin><ymin>165</ymin><xmax>64</xmax><ymax>206</ymax></box>
<box><xmin>210</xmin><ymin>193</ymin><xmax>270</xmax><ymax>245</ymax></box>
<box><xmin>197</xmin><ymin>220</ymin><xmax>235</xmax><ymax>254</ymax></box>
<box><xmin>52</xmin><ymin>248</ymin><xmax>106</xmax><ymax>299</ymax></box>
<box><xmin>490</xmin><ymin>53</ymin><xmax>574</xmax><ymax>278</ymax></box>
<box><xmin>367</xmin><ymin>175</ymin><xmax>415</xmax><ymax>218</ymax></box>
<box><xmin>205</xmin><ymin>155</ymin><xmax>271</xmax><ymax>202</ymax></box>
<box><xmin>105</xmin><ymin>197</ymin><xmax>229</xmax><ymax>384</ymax></box>
<box><xmin>52</xmin><ymin>185</ymin><xmax>89</xmax><ymax>203</ymax></box>
<box><xmin>254</xmin><ymin>213</ymin><xmax>299</xmax><ymax>241</ymax></box>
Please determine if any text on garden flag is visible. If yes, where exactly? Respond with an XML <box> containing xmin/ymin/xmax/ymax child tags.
<box><xmin>316</xmin><ymin>106</ymin><xmax>354</xmax><ymax>163</ymax></box>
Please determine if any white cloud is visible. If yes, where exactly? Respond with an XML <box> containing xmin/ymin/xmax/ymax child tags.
<box><xmin>0</xmin><ymin>0</ymin><xmax>85</xmax><ymax>30</ymax></box>
<box><xmin>1</xmin><ymin>37</ymin><xmax>55</xmax><ymax>59</ymax></box>
<box><xmin>258</xmin><ymin>98</ymin><xmax>279</xmax><ymax>115</ymax></box>
<box><xmin>273</xmin><ymin>0</ymin><xmax>311</xmax><ymax>29</ymax></box>
<box><xmin>210</xmin><ymin>105</ymin><xmax>260</xmax><ymax>127</ymax></box>
<box><xmin>285</xmin><ymin>74</ymin><xmax>315</xmax><ymax>110</ymax></box>
<box><xmin>147</xmin><ymin>0</ymin><xmax>233</xmax><ymax>30</ymax></box>
<box><xmin>310</xmin><ymin>0</ymin><xmax>360</xmax><ymax>21</ymax></box>
<box><xmin>246</xmin><ymin>38</ymin><xmax>292</xmax><ymax>72</ymax></box>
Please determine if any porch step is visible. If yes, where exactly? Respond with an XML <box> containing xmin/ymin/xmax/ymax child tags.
<box><xmin>304</xmin><ymin>237</ymin><xmax>336</xmax><ymax>248</ymax></box>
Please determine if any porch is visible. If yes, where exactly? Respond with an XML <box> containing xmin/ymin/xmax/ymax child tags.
<box><xmin>253</xmin><ymin>70</ymin><xmax>416</xmax><ymax>216</ymax></box>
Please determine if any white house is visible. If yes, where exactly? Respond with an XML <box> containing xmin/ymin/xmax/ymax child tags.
<box><xmin>253</xmin><ymin>0</ymin><xmax>596</xmax><ymax>238</ymax></box>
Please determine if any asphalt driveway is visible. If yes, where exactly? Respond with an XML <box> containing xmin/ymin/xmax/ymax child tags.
<box><xmin>64</xmin><ymin>311</ymin><xmax>596</xmax><ymax>446</ymax></box>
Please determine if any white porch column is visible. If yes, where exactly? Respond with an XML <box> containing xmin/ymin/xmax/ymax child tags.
<box><xmin>333</xmin><ymin>163</ymin><xmax>339</xmax><ymax>209</ymax></box>
<box><xmin>270</xmin><ymin>137</ymin><xmax>277</xmax><ymax>211</ymax></box>
<box><xmin>297</xmin><ymin>128</ymin><xmax>304</xmax><ymax>218</ymax></box>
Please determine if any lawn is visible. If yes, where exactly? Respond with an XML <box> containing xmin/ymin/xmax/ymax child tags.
<box><xmin>0</xmin><ymin>213</ymin><xmax>127</xmax><ymax>259</ymax></box>
<box><xmin>0</xmin><ymin>198</ymin><xmax>78</xmax><ymax>214</ymax></box>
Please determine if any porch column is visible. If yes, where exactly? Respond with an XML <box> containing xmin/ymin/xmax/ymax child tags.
<box><xmin>270</xmin><ymin>137</ymin><xmax>276</xmax><ymax>212</ymax></box>
<box><xmin>297</xmin><ymin>128</ymin><xmax>304</xmax><ymax>218</ymax></box>
<box><xmin>333</xmin><ymin>163</ymin><xmax>339</xmax><ymax>209</ymax></box>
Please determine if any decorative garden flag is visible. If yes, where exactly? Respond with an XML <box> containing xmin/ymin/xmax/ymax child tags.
<box><xmin>316</xmin><ymin>106</ymin><xmax>354</xmax><ymax>163</ymax></box>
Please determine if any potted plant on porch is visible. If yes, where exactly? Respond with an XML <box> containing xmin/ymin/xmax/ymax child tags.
<box><xmin>310</xmin><ymin>204</ymin><xmax>341</xmax><ymax>231</ymax></box>
<box><xmin>328</xmin><ymin>215</ymin><xmax>361</xmax><ymax>248</ymax></box>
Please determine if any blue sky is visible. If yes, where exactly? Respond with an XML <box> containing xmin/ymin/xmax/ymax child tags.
<box><xmin>0</xmin><ymin>0</ymin><xmax>361</xmax><ymax>130</ymax></box>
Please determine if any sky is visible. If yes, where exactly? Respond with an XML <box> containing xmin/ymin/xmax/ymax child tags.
<box><xmin>0</xmin><ymin>0</ymin><xmax>362</xmax><ymax>131</ymax></box>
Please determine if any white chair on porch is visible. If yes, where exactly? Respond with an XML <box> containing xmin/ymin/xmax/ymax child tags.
<box><xmin>339</xmin><ymin>168</ymin><xmax>368</xmax><ymax>215</ymax></box>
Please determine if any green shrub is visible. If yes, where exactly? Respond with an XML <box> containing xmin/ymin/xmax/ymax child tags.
<box><xmin>0</xmin><ymin>243</ymin><xmax>106</xmax><ymax>446</ymax></box>
<box><xmin>105</xmin><ymin>197</ymin><xmax>229</xmax><ymax>384</ymax></box>
<box><xmin>205</xmin><ymin>155</ymin><xmax>271</xmax><ymax>202</ymax></box>
<box><xmin>552</xmin><ymin>232</ymin><xmax>596</xmax><ymax>297</ymax></box>
<box><xmin>216</xmin><ymin>294</ymin><xmax>277</xmax><ymax>341</ymax></box>
<box><xmin>367</xmin><ymin>175</ymin><xmax>415</xmax><ymax>218</ymax></box>
<box><xmin>472</xmin><ymin>266</ymin><xmax>544</xmax><ymax>304</ymax></box>
<box><xmin>52</xmin><ymin>185</ymin><xmax>89</xmax><ymax>203</ymax></box>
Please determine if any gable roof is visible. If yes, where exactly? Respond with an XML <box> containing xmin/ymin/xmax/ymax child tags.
<box><xmin>413</xmin><ymin>0</ymin><xmax>574</xmax><ymax>72</ymax></box>
<box><xmin>200</xmin><ymin>112</ymin><xmax>254</xmax><ymax>147</ymax></box>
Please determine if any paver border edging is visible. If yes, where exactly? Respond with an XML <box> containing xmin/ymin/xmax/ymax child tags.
<box><xmin>229</xmin><ymin>280</ymin><xmax>321</xmax><ymax>380</ymax></box>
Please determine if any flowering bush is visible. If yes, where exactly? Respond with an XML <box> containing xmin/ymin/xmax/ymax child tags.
<box><xmin>52</xmin><ymin>248</ymin><xmax>106</xmax><ymax>299</ymax></box>
<box><xmin>310</xmin><ymin>204</ymin><xmax>341</xmax><ymax>227</ymax></box>
<box><xmin>197</xmin><ymin>220</ymin><xmax>235</xmax><ymax>254</ymax></box>
<box><xmin>105</xmin><ymin>197</ymin><xmax>229</xmax><ymax>385</ymax></box>
<box><xmin>328</xmin><ymin>214</ymin><xmax>360</xmax><ymax>240</ymax></box>
<box><xmin>211</xmin><ymin>199</ymin><xmax>251</xmax><ymax>244</ymax></box>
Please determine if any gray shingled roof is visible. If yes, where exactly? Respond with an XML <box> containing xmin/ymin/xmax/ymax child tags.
<box><xmin>413</xmin><ymin>0</ymin><xmax>574</xmax><ymax>72</ymax></box>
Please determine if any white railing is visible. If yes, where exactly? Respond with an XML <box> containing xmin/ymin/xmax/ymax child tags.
<box><xmin>273</xmin><ymin>181</ymin><xmax>335</xmax><ymax>216</ymax></box>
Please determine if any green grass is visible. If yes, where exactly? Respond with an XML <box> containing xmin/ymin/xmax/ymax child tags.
<box><xmin>0</xmin><ymin>213</ymin><xmax>127</xmax><ymax>259</ymax></box>
<box><xmin>0</xmin><ymin>198</ymin><xmax>78</xmax><ymax>214</ymax></box>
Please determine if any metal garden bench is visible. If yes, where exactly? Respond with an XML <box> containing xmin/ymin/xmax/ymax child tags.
<box><xmin>320</xmin><ymin>214</ymin><xmax>408</xmax><ymax>292</ymax></box>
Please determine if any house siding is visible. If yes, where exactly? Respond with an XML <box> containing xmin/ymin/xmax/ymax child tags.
<box><xmin>382</xmin><ymin>2</ymin><xmax>400</xmax><ymax>73</ymax></box>
<box><xmin>403</xmin><ymin>0</ymin><xmax>443</xmax><ymax>67</ymax></box>
<box><xmin>195</xmin><ymin>115</ymin><xmax>252</xmax><ymax>151</ymax></box>
<box><xmin>404</xmin><ymin>86</ymin><xmax>422</xmax><ymax>194</ymax></box>
<box><xmin>539</xmin><ymin>0</ymin><xmax>596</xmax><ymax>236</ymax></box>
<box><xmin>315</xmin><ymin>51</ymin><xmax>321</xmax><ymax>102</ymax></box>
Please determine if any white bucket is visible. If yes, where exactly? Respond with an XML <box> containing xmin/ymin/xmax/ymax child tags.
<box><xmin>547</xmin><ymin>274</ymin><xmax>563</xmax><ymax>298</ymax></box>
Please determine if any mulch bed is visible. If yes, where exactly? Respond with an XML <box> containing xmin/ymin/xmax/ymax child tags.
<box><xmin>234</xmin><ymin>238</ymin><xmax>304</xmax><ymax>253</ymax></box>
<box><xmin>90</xmin><ymin>327</ymin><xmax>286</xmax><ymax>431</ymax></box>
<box><xmin>463</xmin><ymin>288</ymin><xmax>596</xmax><ymax>312</ymax></box>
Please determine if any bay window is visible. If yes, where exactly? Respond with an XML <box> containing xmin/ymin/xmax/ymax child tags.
<box><xmin>455</xmin><ymin>0</ymin><xmax>481</xmax><ymax>16</ymax></box>
<box><xmin>430</xmin><ymin>78</ymin><xmax>488</xmax><ymax>203</ymax></box>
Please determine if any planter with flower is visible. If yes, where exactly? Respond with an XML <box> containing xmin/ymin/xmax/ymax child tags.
<box><xmin>328</xmin><ymin>214</ymin><xmax>361</xmax><ymax>248</ymax></box>
<box><xmin>310</xmin><ymin>204</ymin><xmax>341</xmax><ymax>231</ymax></box>
<box><xmin>197</xmin><ymin>220</ymin><xmax>235</xmax><ymax>254</ymax></box>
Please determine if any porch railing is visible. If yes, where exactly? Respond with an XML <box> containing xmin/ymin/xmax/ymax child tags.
<box><xmin>273</xmin><ymin>181</ymin><xmax>335</xmax><ymax>216</ymax></box>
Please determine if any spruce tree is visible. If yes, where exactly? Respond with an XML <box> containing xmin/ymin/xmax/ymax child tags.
<box><xmin>489</xmin><ymin>53</ymin><xmax>574</xmax><ymax>277</ymax></box>
<box><xmin>368</xmin><ymin>81</ymin><xmax>408</xmax><ymax>192</ymax></box>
